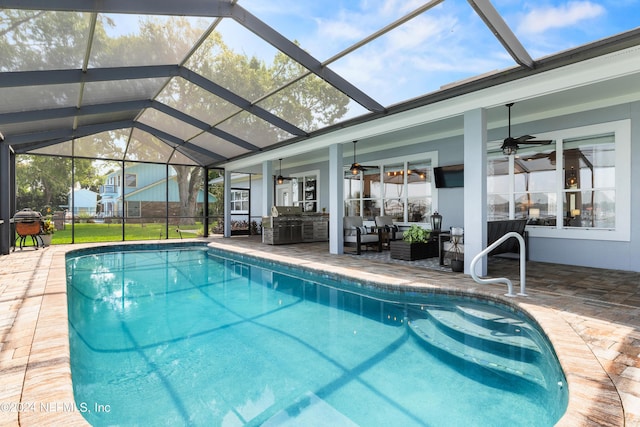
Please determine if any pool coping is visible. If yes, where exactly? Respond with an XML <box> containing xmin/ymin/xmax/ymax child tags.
<box><xmin>7</xmin><ymin>240</ymin><xmax>623</xmax><ymax>426</ymax></box>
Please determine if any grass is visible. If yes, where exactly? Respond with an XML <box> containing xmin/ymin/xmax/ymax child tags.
<box><xmin>48</xmin><ymin>222</ymin><xmax>206</xmax><ymax>244</ymax></box>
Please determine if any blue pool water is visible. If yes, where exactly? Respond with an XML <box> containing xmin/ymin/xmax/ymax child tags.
<box><xmin>66</xmin><ymin>245</ymin><xmax>567</xmax><ymax>426</ymax></box>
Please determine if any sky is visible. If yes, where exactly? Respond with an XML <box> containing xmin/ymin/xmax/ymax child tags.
<box><xmin>236</xmin><ymin>0</ymin><xmax>639</xmax><ymax>108</ymax></box>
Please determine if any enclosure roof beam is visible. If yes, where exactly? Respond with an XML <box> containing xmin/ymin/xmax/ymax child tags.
<box><xmin>0</xmin><ymin>97</ymin><xmax>259</xmax><ymax>158</ymax></box>
<box><xmin>178</xmin><ymin>68</ymin><xmax>308</xmax><ymax>137</ymax></box>
<box><xmin>0</xmin><ymin>66</ymin><xmax>179</xmax><ymax>88</ymax></box>
<box><xmin>2</xmin><ymin>66</ymin><xmax>308</xmax><ymax>146</ymax></box>
<box><xmin>0</xmin><ymin>100</ymin><xmax>152</xmax><ymax>125</ymax></box>
<box><xmin>10</xmin><ymin>118</ymin><xmax>226</xmax><ymax>165</ymax></box>
<box><xmin>7</xmin><ymin>120</ymin><xmax>135</xmax><ymax>147</ymax></box>
<box><xmin>150</xmin><ymin>101</ymin><xmax>260</xmax><ymax>152</ymax></box>
<box><xmin>1</xmin><ymin>0</ymin><xmax>385</xmax><ymax>114</ymax></box>
<box><xmin>0</xmin><ymin>0</ymin><xmax>235</xmax><ymax>17</ymax></box>
<box><xmin>10</xmin><ymin>138</ymin><xmax>73</xmax><ymax>154</ymax></box>
<box><xmin>134</xmin><ymin>122</ymin><xmax>227</xmax><ymax>163</ymax></box>
<box><xmin>230</xmin><ymin>3</ymin><xmax>386</xmax><ymax>113</ymax></box>
<box><xmin>467</xmin><ymin>0</ymin><xmax>534</xmax><ymax>69</ymax></box>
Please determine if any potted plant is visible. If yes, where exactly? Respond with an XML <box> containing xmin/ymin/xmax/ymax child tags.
<box><xmin>390</xmin><ymin>224</ymin><xmax>434</xmax><ymax>261</ymax></box>
<box><xmin>40</xmin><ymin>218</ymin><xmax>56</xmax><ymax>246</ymax></box>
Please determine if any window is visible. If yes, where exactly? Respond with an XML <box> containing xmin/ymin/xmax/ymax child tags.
<box><xmin>125</xmin><ymin>173</ymin><xmax>137</xmax><ymax>188</ymax></box>
<box><xmin>291</xmin><ymin>172</ymin><xmax>319</xmax><ymax>212</ymax></box>
<box><xmin>558</xmin><ymin>134</ymin><xmax>615</xmax><ymax>230</ymax></box>
<box><xmin>487</xmin><ymin>120</ymin><xmax>630</xmax><ymax>241</ymax></box>
<box><xmin>126</xmin><ymin>201</ymin><xmax>141</xmax><ymax>217</ymax></box>
<box><xmin>382</xmin><ymin>163</ymin><xmax>404</xmax><ymax>220</ymax></box>
<box><xmin>344</xmin><ymin>154</ymin><xmax>435</xmax><ymax>222</ymax></box>
<box><xmin>230</xmin><ymin>190</ymin><xmax>249</xmax><ymax>213</ymax></box>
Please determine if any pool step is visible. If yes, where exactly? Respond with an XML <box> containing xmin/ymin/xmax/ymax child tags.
<box><xmin>262</xmin><ymin>392</ymin><xmax>358</xmax><ymax>427</ymax></box>
<box><xmin>429</xmin><ymin>304</ymin><xmax>541</xmax><ymax>357</ymax></box>
<box><xmin>407</xmin><ymin>304</ymin><xmax>547</xmax><ymax>387</ymax></box>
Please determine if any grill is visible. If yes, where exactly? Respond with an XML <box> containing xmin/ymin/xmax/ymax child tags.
<box><xmin>12</xmin><ymin>208</ymin><xmax>43</xmax><ymax>251</ymax></box>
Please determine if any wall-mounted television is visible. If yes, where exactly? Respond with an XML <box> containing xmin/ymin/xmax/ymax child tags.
<box><xmin>434</xmin><ymin>164</ymin><xmax>464</xmax><ymax>188</ymax></box>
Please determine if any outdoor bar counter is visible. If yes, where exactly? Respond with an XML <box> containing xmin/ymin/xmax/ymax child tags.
<box><xmin>262</xmin><ymin>206</ymin><xmax>328</xmax><ymax>245</ymax></box>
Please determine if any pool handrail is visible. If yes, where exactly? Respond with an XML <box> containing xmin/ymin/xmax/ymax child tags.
<box><xmin>470</xmin><ymin>231</ymin><xmax>527</xmax><ymax>297</ymax></box>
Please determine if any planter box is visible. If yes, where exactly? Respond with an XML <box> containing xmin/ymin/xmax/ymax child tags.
<box><xmin>390</xmin><ymin>240</ymin><xmax>437</xmax><ymax>261</ymax></box>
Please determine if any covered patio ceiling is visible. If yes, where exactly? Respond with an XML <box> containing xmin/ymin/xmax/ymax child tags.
<box><xmin>1</xmin><ymin>0</ymin><xmax>639</xmax><ymax>168</ymax></box>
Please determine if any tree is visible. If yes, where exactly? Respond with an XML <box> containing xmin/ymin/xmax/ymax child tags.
<box><xmin>172</xmin><ymin>165</ymin><xmax>203</xmax><ymax>225</ymax></box>
<box><xmin>16</xmin><ymin>155</ymin><xmax>71</xmax><ymax>213</ymax></box>
<box><xmin>15</xmin><ymin>155</ymin><xmax>102</xmax><ymax>214</ymax></box>
<box><xmin>4</xmin><ymin>12</ymin><xmax>351</xmax><ymax>222</ymax></box>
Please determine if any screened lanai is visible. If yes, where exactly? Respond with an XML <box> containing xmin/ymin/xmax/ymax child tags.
<box><xmin>2</xmin><ymin>1</ymin><xmax>640</xmax><ymax>254</ymax></box>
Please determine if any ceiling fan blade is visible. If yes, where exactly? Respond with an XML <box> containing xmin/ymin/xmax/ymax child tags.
<box><xmin>275</xmin><ymin>173</ymin><xmax>294</xmax><ymax>182</ymax></box>
<box><xmin>501</xmin><ymin>138</ymin><xmax>516</xmax><ymax>148</ymax></box>
<box><xmin>517</xmin><ymin>139</ymin><xmax>552</xmax><ymax>145</ymax></box>
<box><xmin>515</xmin><ymin>135</ymin><xmax>535</xmax><ymax>142</ymax></box>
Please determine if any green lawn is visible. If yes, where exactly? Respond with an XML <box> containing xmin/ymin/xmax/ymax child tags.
<box><xmin>49</xmin><ymin>222</ymin><xmax>206</xmax><ymax>244</ymax></box>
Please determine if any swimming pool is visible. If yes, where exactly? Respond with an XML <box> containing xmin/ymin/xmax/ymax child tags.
<box><xmin>66</xmin><ymin>245</ymin><xmax>567</xmax><ymax>426</ymax></box>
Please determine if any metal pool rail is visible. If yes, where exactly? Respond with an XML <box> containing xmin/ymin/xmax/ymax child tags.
<box><xmin>470</xmin><ymin>231</ymin><xmax>527</xmax><ymax>297</ymax></box>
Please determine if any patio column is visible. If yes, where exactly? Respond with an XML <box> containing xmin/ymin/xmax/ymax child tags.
<box><xmin>223</xmin><ymin>169</ymin><xmax>232</xmax><ymax>238</ymax></box>
<box><xmin>262</xmin><ymin>160</ymin><xmax>273</xmax><ymax>216</ymax></box>
<box><xmin>329</xmin><ymin>143</ymin><xmax>344</xmax><ymax>254</ymax></box>
<box><xmin>464</xmin><ymin>108</ymin><xmax>488</xmax><ymax>275</ymax></box>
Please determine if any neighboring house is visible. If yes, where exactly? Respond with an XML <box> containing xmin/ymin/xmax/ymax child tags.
<box><xmin>66</xmin><ymin>187</ymin><xmax>98</xmax><ymax>216</ymax></box>
<box><xmin>99</xmin><ymin>164</ymin><xmax>215</xmax><ymax>222</ymax></box>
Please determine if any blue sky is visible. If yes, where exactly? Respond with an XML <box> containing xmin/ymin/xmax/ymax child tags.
<box><xmin>237</xmin><ymin>0</ymin><xmax>639</xmax><ymax>107</ymax></box>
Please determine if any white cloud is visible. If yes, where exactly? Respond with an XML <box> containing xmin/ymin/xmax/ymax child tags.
<box><xmin>517</xmin><ymin>1</ymin><xmax>606</xmax><ymax>35</ymax></box>
<box><xmin>379</xmin><ymin>0</ymin><xmax>431</xmax><ymax>16</ymax></box>
<box><xmin>316</xmin><ymin>16</ymin><xmax>368</xmax><ymax>42</ymax></box>
<box><xmin>329</xmin><ymin>8</ymin><xmax>510</xmax><ymax>105</ymax></box>
<box><xmin>386</xmin><ymin>14</ymin><xmax>456</xmax><ymax>51</ymax></box>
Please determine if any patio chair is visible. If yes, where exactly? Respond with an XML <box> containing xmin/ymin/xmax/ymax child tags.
<box><xmin>344</xmin><ymin>216</ymin><xmax>382</xmax><ymax>255</ymax></box>
<box><xmin>375</xmin><ymin>216</ymin><xmax>403</xmax><ymax>241</ymax></box>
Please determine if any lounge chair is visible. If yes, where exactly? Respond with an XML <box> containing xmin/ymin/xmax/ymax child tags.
<box><xmin>344</xmin><ymin>216</ymin><xmax>382</xmax><ymax>255</ymax></box>
<box><xmin>375</xmin><ymin>216</ymin><xmax>403</xmax><ymax>241</ymax></box>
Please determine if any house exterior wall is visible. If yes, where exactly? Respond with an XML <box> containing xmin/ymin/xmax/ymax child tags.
<box><xmin>99</xmin><ymin>164</ymin><xmax>212</xmax><ymax>220</ymax></box>
<box><xmin>521</xmin><ymin>102</ymin><xmax>640</xmax><ymax>271</ymax></box>
<box><xmin>245</xmin><ymin>100</ymin><xmax>640</xmax><ymax>272</ymax></box>
<box><xmin>123</xmin><ymin>201</ymin><xmax>204</xmax><ymax>224</ymax></box>
<box><xmin>68</xmin><ymin>189</ymin><xmax>98</xmax><ymax>215</ymax></box>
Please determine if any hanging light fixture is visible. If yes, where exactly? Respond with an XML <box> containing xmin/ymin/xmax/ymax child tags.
<box><xmin>566</xmin><ymin>166</ymin><xmax>577</xmax><ymax>188</ymax></box>
<box><xmin>276</xmin><ymin>159</ymin><xmax>288</xmax><ymax>185</ymax></box>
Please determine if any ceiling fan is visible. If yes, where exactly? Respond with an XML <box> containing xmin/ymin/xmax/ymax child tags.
<box><xmin>501</xmin><ymin>103</ymin><xmax>552</xmax><ymax>155</ymax></box>
<box><xmin>275</xmin><ymin>158</ymin><xmax>293</xmax><ymax>184</ymax></box>
<box><xmin>349</xmin><ymin>140</ymin><xmax>378</xmax><ymax>175</ymax></box>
